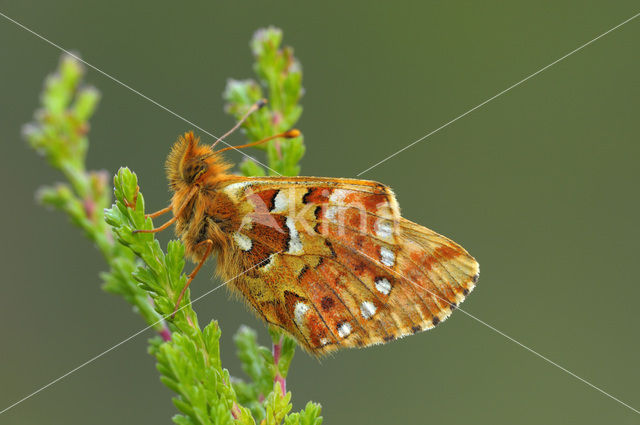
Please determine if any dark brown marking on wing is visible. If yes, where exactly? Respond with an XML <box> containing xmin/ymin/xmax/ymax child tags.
<box><xmin>298</xmin><ymin>265</ymin><xmax>310</xmax><ymax>280</ymax></box>
<box><xmin>321</xmin><ymin>296</ymin><xmax>335</xmax><ymax>311</ymax></box>
<box><xmin>247</xmin><ymin>189</ymin><xmax>279</xmax><ymax>212</ymax></box>
<box><xmin>303</xmin><ymin>187</ymin><xmax>333</xmax><ymax>204</ymax></box>
<box><xmin>325</xmin><ymin>240</ymin><xmax>336</xmax><ymax>257</ymax></box>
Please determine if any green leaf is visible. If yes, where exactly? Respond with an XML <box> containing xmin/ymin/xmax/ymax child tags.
<box><xmin>263</xmin><ymin>384</ymin><xmax>292</xmax><ymax>425</ymax></box>
<box><xmin>277</xmin><ymin>336</ymin><xmax>297</xmax><ymax>379</ymax></box>
<box><xmin>234</xmin><ymin>326</ymin><xmax>275</xmax><ymax>397</ymax></box>
<box><xmin>239</xmin><ymin>159</ymin><xmax>267</xmax><ymax>177</ymax></box>
<box><xmin>284</xmin><ymin>402</ymin><xmax>323</xmax><ymax>425</ymax></box>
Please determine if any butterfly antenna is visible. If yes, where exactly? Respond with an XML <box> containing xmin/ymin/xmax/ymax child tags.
<box><xmin>215</xmin><ymin>129</ymin><xmax>301</xmax><ymax>153</ymax></box>
<box><xmin>211</xmin><ymin>98</ymin><xmax>268</xmax><ymax>149</ymax></box>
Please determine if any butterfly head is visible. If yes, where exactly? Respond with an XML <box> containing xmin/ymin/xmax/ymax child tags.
<box><xmin>166</xmin><ymin>131</ymin><xmax>231</xmax><ymax>191</ymax></box>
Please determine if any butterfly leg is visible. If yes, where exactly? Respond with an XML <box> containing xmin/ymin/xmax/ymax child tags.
<box><xmin>146</xmin><ymin>205</ymin><xmax>173</xmax><ymax>219</ymax></box>
<box><xmin>134</xmin><ymin>186</ymin><xmax>197</xmax><ymax>234</ymax></box>
<box><xmin>172</xmin><ymin>239</ymin><xmax>214</xmax><ymax>317</ymax></box>
<box><xmin>133</xmin><ymin>215</ymin><xmax>177</xmax><ymax>234</ymax></box>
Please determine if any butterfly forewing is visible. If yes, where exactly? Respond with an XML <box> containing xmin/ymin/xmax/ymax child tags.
<box><xmin>216</xmin><ymin>177</ymin><xmax>479</xmax><ymax>355</ymax></box>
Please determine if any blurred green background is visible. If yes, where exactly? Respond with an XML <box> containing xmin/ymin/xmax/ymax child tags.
<box><xmin>1</xmin><ymin>1</ymin><xmax>639</xmax><ymax>423</ymax></box>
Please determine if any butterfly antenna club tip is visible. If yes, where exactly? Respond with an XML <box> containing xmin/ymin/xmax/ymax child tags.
<box><xmin>284</xmin><ymin>129</ymin><xmax>301</xmax><ymax>138</ymax></box>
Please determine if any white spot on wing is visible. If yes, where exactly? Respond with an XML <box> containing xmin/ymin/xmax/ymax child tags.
<box><xmin>380</xmin><ymin>246</ymin><xmax>395</xmax><ymax>266</ymax></box>
<box><xmin>337</xmin><ymin>322</ymin><xmax>352</xmax><ymax>338</ymax></box>
<box><xmin>329</xmin><ymin>189</ymin><xmax>348</xmax><ymax>204</ymax></box>
<box><xmin>375</xmin><ymin>219</ymin><xmax>393</xmax><ymax>239</ymax></box>
<box><xmin>286</xmin><ymin>216</ymin><xmax>303</xmax><ymax>254</ymax></box>
<box><xmin>375</xmin><ymin>277</ymin><xmax>391</xmax><ymax>295</ymax></box>
<box><xmin>233</xmin><ymin>232</ymin><xmax>252</xmax><ymax>251</ymax></box>
<box><xmin>223</xmin><ymin>181</ymin><xmax>252</xmax><ymax>198</ymax></box>
<box><xmin>239</xmin><ymin>214</ymin><xmax>253</xmax><ymax>231</ymax></box>
<box><xmin>272</xmin><ymin>190</ymin><xmax>289</xmax><ymax>213</ymax></box>
<box><xmin>294</xmin><ymin>302</ymin><xmax>309</xmax><ymax>324</ymax></box>
<box><xmin>360</xmin><ymin>301</ymin><xmax>377</xmax><ymax>319</ymax></box>
<box><xmin>325</xmin><ymin>206</ymin><xmax>339</xmax><ymax>222</ymax></box>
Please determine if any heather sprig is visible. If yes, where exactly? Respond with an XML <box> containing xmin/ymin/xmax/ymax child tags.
<box><xmin>25</xmin><ymin>27</ymin><xmax>321</xmax><ymax>425</ymax></box>
<box><xmin>224</xmin><ymin>26</ymin><xmax>305</xmax><ymax>177</ymax></box>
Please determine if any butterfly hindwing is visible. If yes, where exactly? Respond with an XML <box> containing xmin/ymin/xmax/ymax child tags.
<box><xmin>217</xmin><ymin>177</ymin><xmax>479</xmax><ymax>355</ymax></box>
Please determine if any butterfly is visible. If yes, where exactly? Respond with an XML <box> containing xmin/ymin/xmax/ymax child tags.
<box><xmin>135</xmin><ymin>113</ymin><xmax>479</xmax><ymax>355</ymax></box>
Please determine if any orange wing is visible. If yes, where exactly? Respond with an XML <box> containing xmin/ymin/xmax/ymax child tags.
<box><xmin>216</xmin><ymin>177</ymin><xmax>479</xmax><ymax>355</ymax></box>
